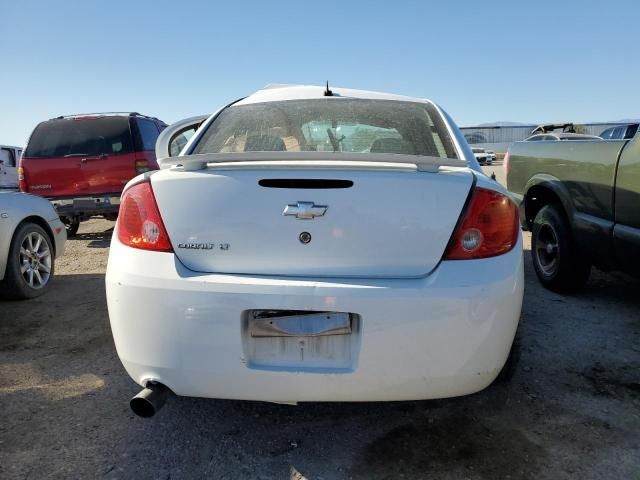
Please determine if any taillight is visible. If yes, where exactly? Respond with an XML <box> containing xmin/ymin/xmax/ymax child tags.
<box><xmin>18</xmin><ymin>159</ymin><xmax>27</xmax><ymax>192</ymax></box>
<box><xmin>135</xmin><ymin>158</ymin><xmax>150</xmax><ymax>174</ymax></box>
<box><xmin>445</xmin><ymin>187</ymin><xmax>519</xmax><ymax>260</ymax></box>
<box><xmin>117</xmin><ymin>181</ymin><xmax>172</xmax><ymax>252</ymax></box>
<box><xmin>504</xmin><ymin>151</ymin><xmax>511</xmax><ymax>177</ymax></box>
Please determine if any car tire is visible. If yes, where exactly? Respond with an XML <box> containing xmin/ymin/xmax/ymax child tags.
<box><xmin>63</xmin><ymin>217</ymin><xmax>80</xmax><ymax>237</ymax></box>
<box><xmin>531</xmin><ymin>204</ymin><xmax>590</xmax><ymax>292</ymax></box>
<box><xmin>0</xmin><ymin>222</ymin><xmax>55</xmax><ymax>300</ymax></box>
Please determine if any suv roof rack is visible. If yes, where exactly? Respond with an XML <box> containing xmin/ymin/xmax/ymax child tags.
<box><xmin>50</xmin><ymin>112</ymin><xmax>162</xmax><ymax>121</ymax></box>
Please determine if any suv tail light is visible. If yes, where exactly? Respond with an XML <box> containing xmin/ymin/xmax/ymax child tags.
<box><xmin>18</xmin><ymin>159</ymin><xmax>27</xmax><ymax>192</ymax></box>
<box><xmin>135</xmin><ymin>158</ymin><xmax>150</xmax><ymax>174</ymax></box>
<box><xmin>445</xmin><ymin>187</ymin><xmax>519</xmax><ymax>260</ymax></box>
<box><xmin>117</xmin><ymin>181</ymin><xmax>172</xmax><ymax>252</ymax></box>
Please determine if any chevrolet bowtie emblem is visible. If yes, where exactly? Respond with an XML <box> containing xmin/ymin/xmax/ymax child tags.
<box><xmin>283</xmin><ymin>201</ymin><xmax>328</xmax><ymax>220</ymax></box>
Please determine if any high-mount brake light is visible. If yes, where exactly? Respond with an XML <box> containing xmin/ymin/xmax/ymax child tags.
<box><xmin>117</xmin><ymin>181</ymin><xmax>172</xmax><ymax>252</ymax></box>
<box><xmin>445</xmin><ymin>187</ymin><xmax>519</xmax><ymax>260</ymax></box>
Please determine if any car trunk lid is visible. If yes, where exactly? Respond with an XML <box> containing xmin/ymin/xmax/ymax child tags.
<box><xmin>151</xmin><ymin>164</ymin><xmax>474</xmax><ymax>278</ymax></box>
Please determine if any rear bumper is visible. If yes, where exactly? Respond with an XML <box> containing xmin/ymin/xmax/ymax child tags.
<box><xmin>106</xmin><ymin>234</ymin><xmax>524</xmax><ymax>402</ymax></box>
<box><xmin>51</xmin><ymin>195</ymin><xmax>120</xmax><ymax>218</ymax></box>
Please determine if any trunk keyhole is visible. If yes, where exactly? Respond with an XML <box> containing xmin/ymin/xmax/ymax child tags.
<box><xmin>299</xmin><ymin>232</ymin><xmax>312</xmax><ymax>244</ymax></box>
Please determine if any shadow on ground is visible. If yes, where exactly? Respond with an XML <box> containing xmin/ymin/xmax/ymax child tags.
<box><xmin>70</xmin><ymin>228</ymin><xmax>114</xmax><ymax>248</ymax></box>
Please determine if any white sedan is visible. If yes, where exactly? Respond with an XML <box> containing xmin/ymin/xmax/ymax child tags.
<box><xmin>106</xmin><ymin>85</ymin><xmax>524</xmax><ymax>416</ymax></box>
<box><xmin>0</xmin><ymin>192</ymin><xmax>66</xmax><ymax>299</ymax></box>
<box><xmin>472</xmin><ymin>147</ymin><xmax>492</xmax><ymax>165</ymax></box>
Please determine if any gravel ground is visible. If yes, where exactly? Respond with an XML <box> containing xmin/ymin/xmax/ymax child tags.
<box><xmin>1</xmin><ymin>173</ymin><xmax>639</xmax><ymax>479</ymax></box>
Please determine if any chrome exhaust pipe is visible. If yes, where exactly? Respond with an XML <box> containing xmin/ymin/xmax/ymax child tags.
<box><xmin>130</xmin><ymin>382</ymin><xmax>171</xmax><ymax>418</ymax></box>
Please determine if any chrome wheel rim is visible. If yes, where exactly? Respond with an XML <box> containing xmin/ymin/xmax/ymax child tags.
<box><xmin>19</xmin><ymin>232</ymin><xmax>51</xmax><ymax>289</ymax></box>
<box><xmin>535</xmin><ymin>223</ymin><xmax>559</xmax><ymax>277</ymax></box>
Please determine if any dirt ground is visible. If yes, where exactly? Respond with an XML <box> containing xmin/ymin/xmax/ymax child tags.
<box><xmin>1</xmin><ymin>168</ymin><xmax>639</xmax><ymax>479</ymax></box>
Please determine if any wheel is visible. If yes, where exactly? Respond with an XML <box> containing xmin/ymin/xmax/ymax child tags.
<box><xmin>0</xmin><ymin>223</ymin><xmax>55</xmax><ymax>300</ymax></box>
<box><xmin>531</xmin><ymin>205</ymin><xmax>590</xmax><ymax>292</ymax></box>
<box><xmin>63</xmin><ymin>216</ymin><xmax>80</xmax><ymax>237</ymax></box>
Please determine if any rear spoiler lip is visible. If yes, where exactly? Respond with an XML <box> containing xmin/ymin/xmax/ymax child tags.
<box><xmin>158</xmin><ymin>151</ymin><xmax>467</xmax><ymax>173</ymax></box>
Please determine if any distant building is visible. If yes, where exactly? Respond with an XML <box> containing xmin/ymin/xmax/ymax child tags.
<box><xmin>460</xmin><ymin>122</ymin><xmax>632</xmax><ymax>153</ymax></box>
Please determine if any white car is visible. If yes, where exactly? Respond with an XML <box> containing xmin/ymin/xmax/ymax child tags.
<box><xmin>0</xmin><ymin>192</ymin><xmax>66</xmax><ymax>299</ymax></box>
<box><xmin>471</xmin><ymin>147</ymin><xmax>492</xmax><ymax>165</ymax></box>
<box><xmin>0</xmin><ymin>145</ymin><xmax>22</xmax><ymax>190</ymax></box>
<box><xmin>106</xmin><ymin>85</ymin><xmax>524</xmax><ymax>416</ymax></box>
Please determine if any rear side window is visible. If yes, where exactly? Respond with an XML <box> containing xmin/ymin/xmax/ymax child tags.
<box><xmin>24</xmin><ymin>117</ymin><xmax>133</xmax><ymax>158</ymax></box>
<box><xmin>600</xmin><ymin>127</ymin><xmax>614</xmax><ymax>139</ymax></box>
<box><xmin>134</xmin><ymin>119</ymin><xmax>161</xmax><ymax>151</ymax></box>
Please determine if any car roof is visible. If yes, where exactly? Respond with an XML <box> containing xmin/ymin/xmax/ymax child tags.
<box><xmin>236</xmin><ymin>84</ymin><xmax>433</xmax><ymax>106</ymax></box>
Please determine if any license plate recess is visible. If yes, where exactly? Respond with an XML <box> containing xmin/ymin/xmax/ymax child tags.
<box><xmin>242</xmin><ymin>310</ymin><xmax>361</xmax><ymax>373</ymax></box>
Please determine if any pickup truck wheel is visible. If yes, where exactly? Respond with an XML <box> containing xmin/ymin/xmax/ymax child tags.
<box><xmin>63</xmin><ymin>217</ymin><xmax>80</xmax><ymax>237</ymax></box>
<box><xmin>0</xmin><ymin>223</ymin><xmax>55</xmax><ymax>300</ymax></box>
<box><xmin>531</xmin><ymin>205</ymin><xmax>590</xmax><ymax>292</ymax></box>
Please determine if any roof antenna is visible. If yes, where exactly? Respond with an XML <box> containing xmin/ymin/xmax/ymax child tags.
<box><xmin>324</xmin><ymin>81</ymin><xmax>333</xmax><ymax>97</ymax></box>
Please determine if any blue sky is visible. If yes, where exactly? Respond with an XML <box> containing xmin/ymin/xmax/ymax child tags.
<box><xmin>2</xmin><ymin>0</ymin><xmax>639</xmax><ymax>145</ymax></box>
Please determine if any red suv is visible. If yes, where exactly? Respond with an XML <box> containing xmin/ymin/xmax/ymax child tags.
<box><xmin>20</xmin><ymin>112</ymin><xmax>167</xmax><ymax>235</ymax></box>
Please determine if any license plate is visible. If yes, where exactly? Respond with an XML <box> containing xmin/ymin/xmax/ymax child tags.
<box><xmin>243</xmin><ymin>311</ymin><xmax>360</xmax><ymax>372</ymax></box>
<box><xmin>73</xmin><ymin>197</ymin><xmax>110</xmax><ymax>208</ymax></box>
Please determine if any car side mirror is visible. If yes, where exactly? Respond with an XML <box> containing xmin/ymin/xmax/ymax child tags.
<box><xmin>155</xmin><ymin>115</ymin><xmax>210</xmax><ymax>165</ymax></box>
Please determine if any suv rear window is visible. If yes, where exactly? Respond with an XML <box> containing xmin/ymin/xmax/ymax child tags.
<box><xmin>24</xmin><ymin>117</ymin><xmax>133</xmax><ymax>158</ymax></box>
<box><xmin>192</xmin><ymin>99</ymin><xmax>458</xmax><ymax>159</ymax></box>
<box><xmin>133</xmin><ymin>119</ymin><xmax>161</xmax><ymax>151</ymax></box>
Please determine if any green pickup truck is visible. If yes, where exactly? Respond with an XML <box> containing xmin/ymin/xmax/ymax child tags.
<box><xmin>506</xmin><ymin>134</ymin><xmax>640</xmax><ymax>292</ymax></box>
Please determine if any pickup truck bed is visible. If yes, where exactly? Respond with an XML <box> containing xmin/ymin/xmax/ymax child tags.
<box><xmin>506</xmin><ymin>135</ymin><xmax>640</xmax><ymax>291</ymax></box>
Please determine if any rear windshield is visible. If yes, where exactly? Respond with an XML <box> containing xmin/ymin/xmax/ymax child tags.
<box><xmin>192</xmin><ymin>99</ymin><xmax>458</xmax><ymax>159</ymax></box>
<box><xmin>24</xmin><ymin>117</ymin><xmax>132</xmax><ymax>158</ymax></box>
